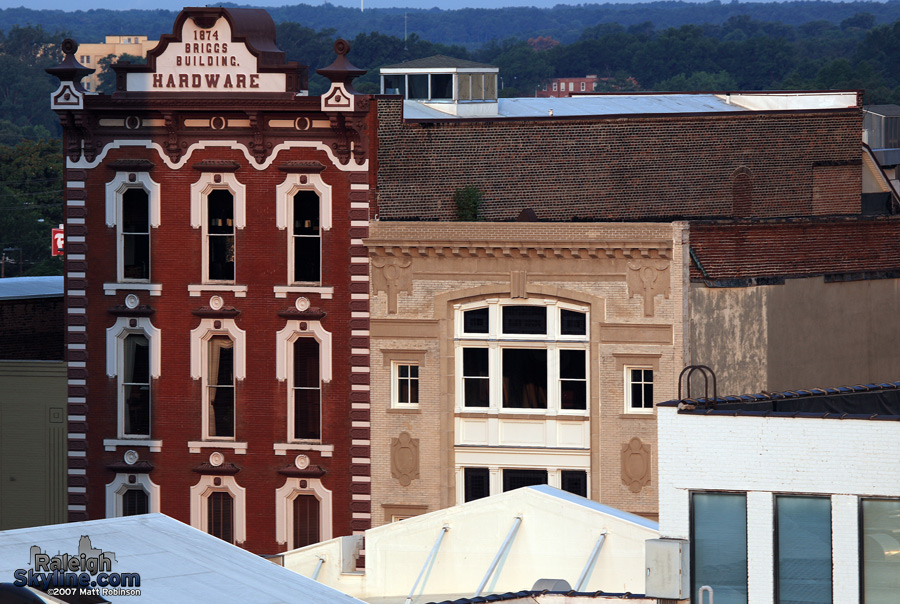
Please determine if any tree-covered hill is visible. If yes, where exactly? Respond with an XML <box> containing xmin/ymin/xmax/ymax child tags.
<box><xmin>6</xmin><ymin>1</ymin><xmax>900</xmax><ymax>47</ymax></box>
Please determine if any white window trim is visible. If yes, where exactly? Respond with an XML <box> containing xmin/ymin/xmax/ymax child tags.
<box><xmin>275</xmin><ymin>172</ymin><xmax>332</xmax><ymax>286</ymax></box>
<box><xmin>191</xmin><ymin>318</ymin><xmax>247</xmax><ymax>441</ymax></box>
<box><xmin>392</xmin><ymin>361</ymin><xmax>420</xmax><ymax>409</ymax></box>
<box><xmin>276</xmin><ymin>320</ymin><xmax>332</xmax><ymax>442</ymax></box>
<box><xmin>190</xmin><ymin>474</ymin><xmax>246</xmax><ymax>544</ymax></box>
<box><xmin>454</xmin><ymin>299</ymin><xmax>589</xmax><ymax>415</ymax></box>
<box><xmin>105</xmin><ymin>473</ymin><xmax>160</xmax><ymax>517</ymax></box>
<box><xmin>624</xmin><ymin>365</ymin><xmax>655</xmax><ymax>413</ymax></box>
<box><xmin>105</xmin><ymin>171</ymin><xmax>161</xmax><ymax>284</ymax></box>
<box><xmin>191</xmin><ymin>172</ymin><xmax>246</xmax><ymax>284</ymax></box>
<box><xmin>275</xmin><ymin>477</ymin><xmax>333</xmax><ymax>548</ymax></box>
<box><xmin>106</xmin><ymin>317</ymin><xmax>161</xmax><ymax>439</ymax></box>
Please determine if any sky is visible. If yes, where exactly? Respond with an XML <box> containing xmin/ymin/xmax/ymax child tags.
<box><xmin>0</xmin><ymin>0</ymin><xmax>654</xmax><ymax>10</ymax></box>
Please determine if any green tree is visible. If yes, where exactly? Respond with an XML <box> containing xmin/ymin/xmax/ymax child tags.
<box><xmin>0</xmin><ymin>137</ymin><xmax>64</xmax><ymax>276</ymax></box>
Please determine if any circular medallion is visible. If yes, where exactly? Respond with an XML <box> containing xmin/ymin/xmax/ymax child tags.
<box><xmin>209</xmin><ymin>295</ymin><xmax>224</xmax><ymax>310</ymax></box>
<box><xmin>124</xmin><ymin>294</ymin><xmax>140</xmax><ymax>309</ymax></box>
<box><xmin>209</xmin><ymin>452</ymin><xmax>225</xmax><ymax>467</ymax></box>
<box><xmin>295</xmin><ymin>297</ymin><xmax>311</xmax><ymax>312</ymax></box>
<box><xmin>125</xmin><ymin>115</ymin><xmax>141</xmax><ymax>130</ymax></box>
<box><xmin>295</xmin><ymin>454</ymin><xmax>310</xmax><ymax>470</ymax></box>
<box><xmin>295</xmin><ymin>117</ymin><xmax>310</xmax><ymax>131</ymax></box>
<box><xmin>123</xmin><ymin>450</ymin><xmax>139</xmax><ymax>465</ymax></box>
<box><xmin>211</xmin><ymin>116</ymin><xmax>226</xmax><ymax>130</ymax></box>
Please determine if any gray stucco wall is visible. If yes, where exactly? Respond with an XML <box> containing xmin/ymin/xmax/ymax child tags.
<box><xmin>690</xmin><ymin>277</ymin><xmax>900</xmax><ymax>396</ymax></box>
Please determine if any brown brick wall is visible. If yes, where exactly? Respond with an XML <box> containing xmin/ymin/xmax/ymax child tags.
<box><xmin>0</xmin><ymin>297</ymin><xmax>64</xmax><ymax>360</ymax></box>
<box><xmin>375</xmin><ymin>99</ymin><xmax>862</xmax><ymax>221</ymax></box>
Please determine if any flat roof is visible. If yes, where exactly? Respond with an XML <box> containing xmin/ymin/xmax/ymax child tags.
<box><xmin>0</xmin><ymin>276</ymin><xmax>63</xmax><ymax>300</ymax></box>
<box><xmin>660</xmin><ymin>380</ymin><xmax>900</xmax><ymax>420</ymax></box>
<box><xmin>401</xmin><ymin>91</ymin><xmax>859</xmax><ymax>121</ymax></box>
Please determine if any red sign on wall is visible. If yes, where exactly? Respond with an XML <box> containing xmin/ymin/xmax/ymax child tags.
<box><xmin>51</xmin><ymin>227</ymin><xmax>64</xmax><ymax>256</ymax></box>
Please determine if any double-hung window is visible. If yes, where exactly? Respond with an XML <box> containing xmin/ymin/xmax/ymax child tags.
<box><xmin>207</xmin><ymin>335</ymin><xmax>235</xmax><ymax>438</ymax></box>
<box><xmin>393</xmin><ymin>363</ymin><xmax>419</xmax><ymax>407</ymax></box>
<box><xmin>457</xmin><ymin>301</ymin><xmax>589</xmax><ymax>413</ymax></box>
<box><xmin>206</xmin><ymin>190</ymin><xmax>235</xmax><ymax>282</ymax></box>
<box><xmin>292</xmin><ymin>338</ymin><xmax>321</xmax><ymax>440</ymax></box>
<box><xmin>626</xmin><ymin>368</ymin><xmax>654</xmax><ymax>412</ymax></box>
<box><xmin>292</xmin><ymin>191</ymin><xmax>321</xmax><ymax>283</ymax></box>
<box><xmin>122</xmin><ymin>333</ymin><xmax>151</xmax><ymax>437</ymax></box>
<box><xmin>121</xmin><ymin>188</ymin><xmax>150</xmax><ymax>280</ymax></box>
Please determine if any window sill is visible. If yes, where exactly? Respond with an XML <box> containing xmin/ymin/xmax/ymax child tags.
<box><xmin>103</xmin><ymin>282</ymin><xmax>162</xmax><ymax>296</ymax></box>
<box><xmin>273</xmin><ymin>285</ymin><xmax>333</xmax><ymax>299</ymax></box>
<box><xmin>188</xmin><ymin>441</ymin><xmax>248</xmax><ymax>454</ymax></box>
<box><xmin>619</xmin><ymin>412</ymin><xmax>656</xmax><ymax>419</ymax></box>
<box><xmin>188</xmin><ymin>284</ymin><xmax>248</xmax><ymax>297</ymax></box>
<box><xmin>104</xmin><ymin>438</ymin><xmax>162</xmax><ymax>452</ymax></box>
<box><xmin>273</xmin><ymin>442</ymin><xmax>334</xmax><ymax>457</ymax></box>
<box><xmin>387</xmin><ymin>407</ymin><xmax>421</xmax><ymax>414</ymax></box>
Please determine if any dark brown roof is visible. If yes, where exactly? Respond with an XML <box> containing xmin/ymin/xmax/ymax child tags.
<box><xmin>689</xmin><ymin>216</ymin><xmax>900</xmax><ymax>283</ymax></box>
<box><xmin>382</xmin><ymin>55</ymin><xmax>496</xmax><ymax>70</ymax></box>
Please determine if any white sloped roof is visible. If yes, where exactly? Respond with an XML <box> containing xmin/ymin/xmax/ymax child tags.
<box><xmin>0</xmin><ymin>513</ymin><xmax>366</xmax><ymax>604</ymax></box>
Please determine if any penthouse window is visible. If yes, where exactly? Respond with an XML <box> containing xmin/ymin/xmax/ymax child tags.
<box><xmin>457</xmin><ymin>301</ymin><xmax>588</xmax><ymax>413</ymax></box>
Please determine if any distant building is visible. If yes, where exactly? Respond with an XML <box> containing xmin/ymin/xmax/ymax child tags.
<box><xmin>536</xmin><ymin>75</ymin><xmax>599</xmax><ymax>97</ymax></box>
<box><xmin>76</xmin><ymin>35</ymin><xmax>158</xmax><ymax>91</ymax></box>
<box><xmin>0</xmin><ymin>276</ymin><xmax>66</xmax><ymax>530</ymax></box>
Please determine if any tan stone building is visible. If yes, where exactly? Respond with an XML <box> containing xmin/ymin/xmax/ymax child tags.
<box><xmin>367</xmin><ymin>222</ymin><xmax>687</xmax><ymax>524</ymax></box>
<box><xmin>76</xmin><ymin>36</ymin><xmax>158</xmax><ymax>91</ymax></box>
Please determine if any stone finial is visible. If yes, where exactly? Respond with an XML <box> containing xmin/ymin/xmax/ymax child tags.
<box><xmin>45</xmin><ymin>39</ymin><xmax>94</xmax><ymax>89</ymax></box>
<box><xmin>316</xmin><ymin>39</ymin><xmax>367</xmax><ymax>91</ymax></box>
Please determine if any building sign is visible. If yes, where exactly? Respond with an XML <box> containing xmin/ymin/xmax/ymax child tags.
<box><xmin>126</xmin><ymin>16</ymin><xmax>286</xmax><ymax>93</ymax></box>
<box><xmin>51</xmin><ymin>226</ymin><xmax>64</xmax><ymax>256</ymax></box>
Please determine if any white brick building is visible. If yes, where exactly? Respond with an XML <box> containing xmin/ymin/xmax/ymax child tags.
<box><xmin>655</xmin><ymin>383</ymin><xmax>900</xmax><ymax>604</ymax></box>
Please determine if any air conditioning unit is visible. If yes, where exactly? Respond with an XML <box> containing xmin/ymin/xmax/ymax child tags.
<box><xmin>645</xmin><ymin>538</ymin><xmax>689</xmax><ymax>600</ymax></box>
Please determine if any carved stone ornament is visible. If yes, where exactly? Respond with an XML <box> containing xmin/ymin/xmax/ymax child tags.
<box><xmin>621</xmin><ymin>437</ymin><xmax>652</xmax><ymax>493</ymax></box>
<box><xmin>295</xmin><ymin>454</ymin><xmax>310</xmax><ymax>470</ymax></box>
<box><xmin>124</xmin><ymin>294</ymin><xmax>140</xmax><ymax>309</ymax></box>
<box><xmin>372</xmin><ymin>257</ymin><xmax>412</xmax><ymax>314</ymax></box>
<box><xmin>209</xmin><ymin>451</ymin><xmax>225</xmax><ymax>467</ymax></box>
<box><xmin>390</xmin><ymin>431</ymin><xmax>420</xmax><ymax>487</ymax></box>
<box><xmin>626</xmin><ymin>259</ymin><xmax>670</xmax><ymax>317</ymax></box>
<box><xmin>123</xmin><ymin>450</ymin><xmax>139</xmax><ymax>465</ymax></box>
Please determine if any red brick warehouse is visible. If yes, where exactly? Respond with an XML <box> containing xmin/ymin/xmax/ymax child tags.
<box><xmin>47</xmin><ymin>7</ymin><xmax>377</xmax><ymax>553</ymax></box>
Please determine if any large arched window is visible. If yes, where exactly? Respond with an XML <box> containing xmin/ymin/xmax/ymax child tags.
<box><xmin>456</xmin><ymin>300</ymin><xmax>589</xmax><ymax>413</ymax></box>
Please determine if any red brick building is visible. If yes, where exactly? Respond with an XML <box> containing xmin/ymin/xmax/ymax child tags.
<box><xmin>47</xmin><ymin>7</ymin><xmax>375</xmax><ymax>554</ymax></box>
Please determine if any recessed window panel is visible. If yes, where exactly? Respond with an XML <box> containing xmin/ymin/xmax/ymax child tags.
<box><xmin>208</xmin><ymin>336</ymin><xmax>235</xmax><ymax>438</ymax></box>
<box><xmin>502</xmin><ymin>469</ymin><xmax>547</xmax><ymax>492</ymax></box>
<box><xmin>465</xmin><ymin>467</ymin><xmax>490</xmax><ymax>502</ymax></box>
<box><xmin>293</xmin><ymin>338</ymin><xmax>321</xmax><ymax>440</ymax></box>
<box><xmin>431</xmin><ymin>74</ymin><xmax>453</xmax><ymax>99</ymax></box>
<box><xmin>408</xmin><ymin>74</ymin><xmax>428</xmax><ymax>100</ymax></box>
<box><xmin>293</xmin><ymin>495</ymin><xmax>320</xmax><ymax>548</ymax></box>
<box><xmin>123</xmin><ymin>334</ymin><xmax>150</xmax><ymax>436</ymax></box>
<box><xmin>861</xmin><ymin>498</ymin><xmax>900</xmax><ymax>604</ymax></box>
<box><xmin>208</xmin><ymin>491</ymin><xmax>234</xmax><ymax>543</ymax></box>
<box><xmin>122</xmin><ymin>188</ymin><xmax>149</xmax><ymax>280</ymax></box>
<box><xmin>502</xmin><ymin>306</ymin><xmax>546</xmax><ymax>335</ymax></box>
<box><xmin>502</xmin><ymin>348</ymin><xmax>547</xmax><ymax>408</ymax></box>
<box><xmin>561</xmin><ymin>470</ymin><xmax>587</xmax><ymax>497</ymax></box>
<box><xmin>207</xmin><ymin>190</ymin><xmax>234</xmax><ymax>281</ymax></box>
<box><xmin>560</xmin><ymin>309</ymin><xmax>586</xmax><ymax>335</ymax></box>
<box><xmin>463</xmin><ymin>348</ymin><xmax>489</xmax><ymax>407</ymax></box>
<box><xmin>560</xmin><ymin>349</ymin><xmax>586</xmax><ymax>410</ymax></box>
<box><xmin>122</xmin><ymin>488</ymin><xmax>148</xmax><ymax>516</ymax></box>
<box><xmin>463</xmin><ymin>308</ymin><xmax>489</xmax><ymax>334</ymax></box>
<box><xmin>691</xmin><ymin>492</ymin><xmax>748</xmax><ymax>604</ymax></box>
<box><xmin>776</xmin><ymin>496</ymin><xmax>832</xmax><ymax>604</ymax></box>
<box><xmin>293</xmin><ymin>191</ymin><xmax>320</xmax><ymax>283</ymax></box>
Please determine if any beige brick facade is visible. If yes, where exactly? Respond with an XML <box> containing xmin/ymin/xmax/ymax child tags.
<box><xmin>366</xmin><ymin>221</ymin><xmax>687</xmax><ymax>524</ymax></box>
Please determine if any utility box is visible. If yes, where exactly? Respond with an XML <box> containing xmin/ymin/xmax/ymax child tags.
<box><xmin>645</xmin><ymin>538</ymin><xmax>690</xmax><ymax>600</ymax></box>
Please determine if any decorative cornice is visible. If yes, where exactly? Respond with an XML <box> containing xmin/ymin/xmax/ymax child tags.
<box><xmin>108</xmin><ymin>305</ymin><xmax>156</xmax><ymax>317</ymax></box>
<box><xmin>105</xmin><ymin>460</ymin><xmax>154</xmax><ymax>473</ymax></box>
<box><xmin>193</xmin><ymin>159</ymin><xmax>240</xmax><ymax>172</ymax></box>
<box><xmin>277</xmin><ymin>308</ymin><xmax>327</xmax><ymax>320</ymax></box>
<box><xmin>192</xmin><ymin>462</ymin><xmax>240</xmax><ymax>475</ymax></box>
<box><xmin>278</xmin><ymin>160</ymin><xmax>327</xmax><ymax>174</ymax></box>
<box><xmin>277</xmin><ymin>464</ymin><xmax>327</xmax><ymax>478</ymax></box>
<box><xmin>108</xmin><ymin>159</ymin><xmax>155</xmax><ymax>172</ymax></box>
<box><xmin>191</xmin><ymin>306</ymin><xmax>241</xmax><ymax>318</ymax></box>
<box><xmin>366</xmin><ymin>239</ymin><xmax>672</xmax><ymax>260</ymax></box>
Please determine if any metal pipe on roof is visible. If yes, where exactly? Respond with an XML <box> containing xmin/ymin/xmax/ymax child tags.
<box><xmin>473</xmin><ymin>515</ymin><xmax>523</xmax><ymax>598</ymax></box>
<box><xmin>405</xmin><ymin>524</ymin><xmax>450</xmax><ymax>604</ymax></box>
<box><xmin>574</xmin><ymin>530</ymin><xmax>607</xmax><ymax>591</ymax></box>
<box><xmin>311</xmin><ymin>555</ymin><xmax>326</xmax><ymax>581</ymax></box>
